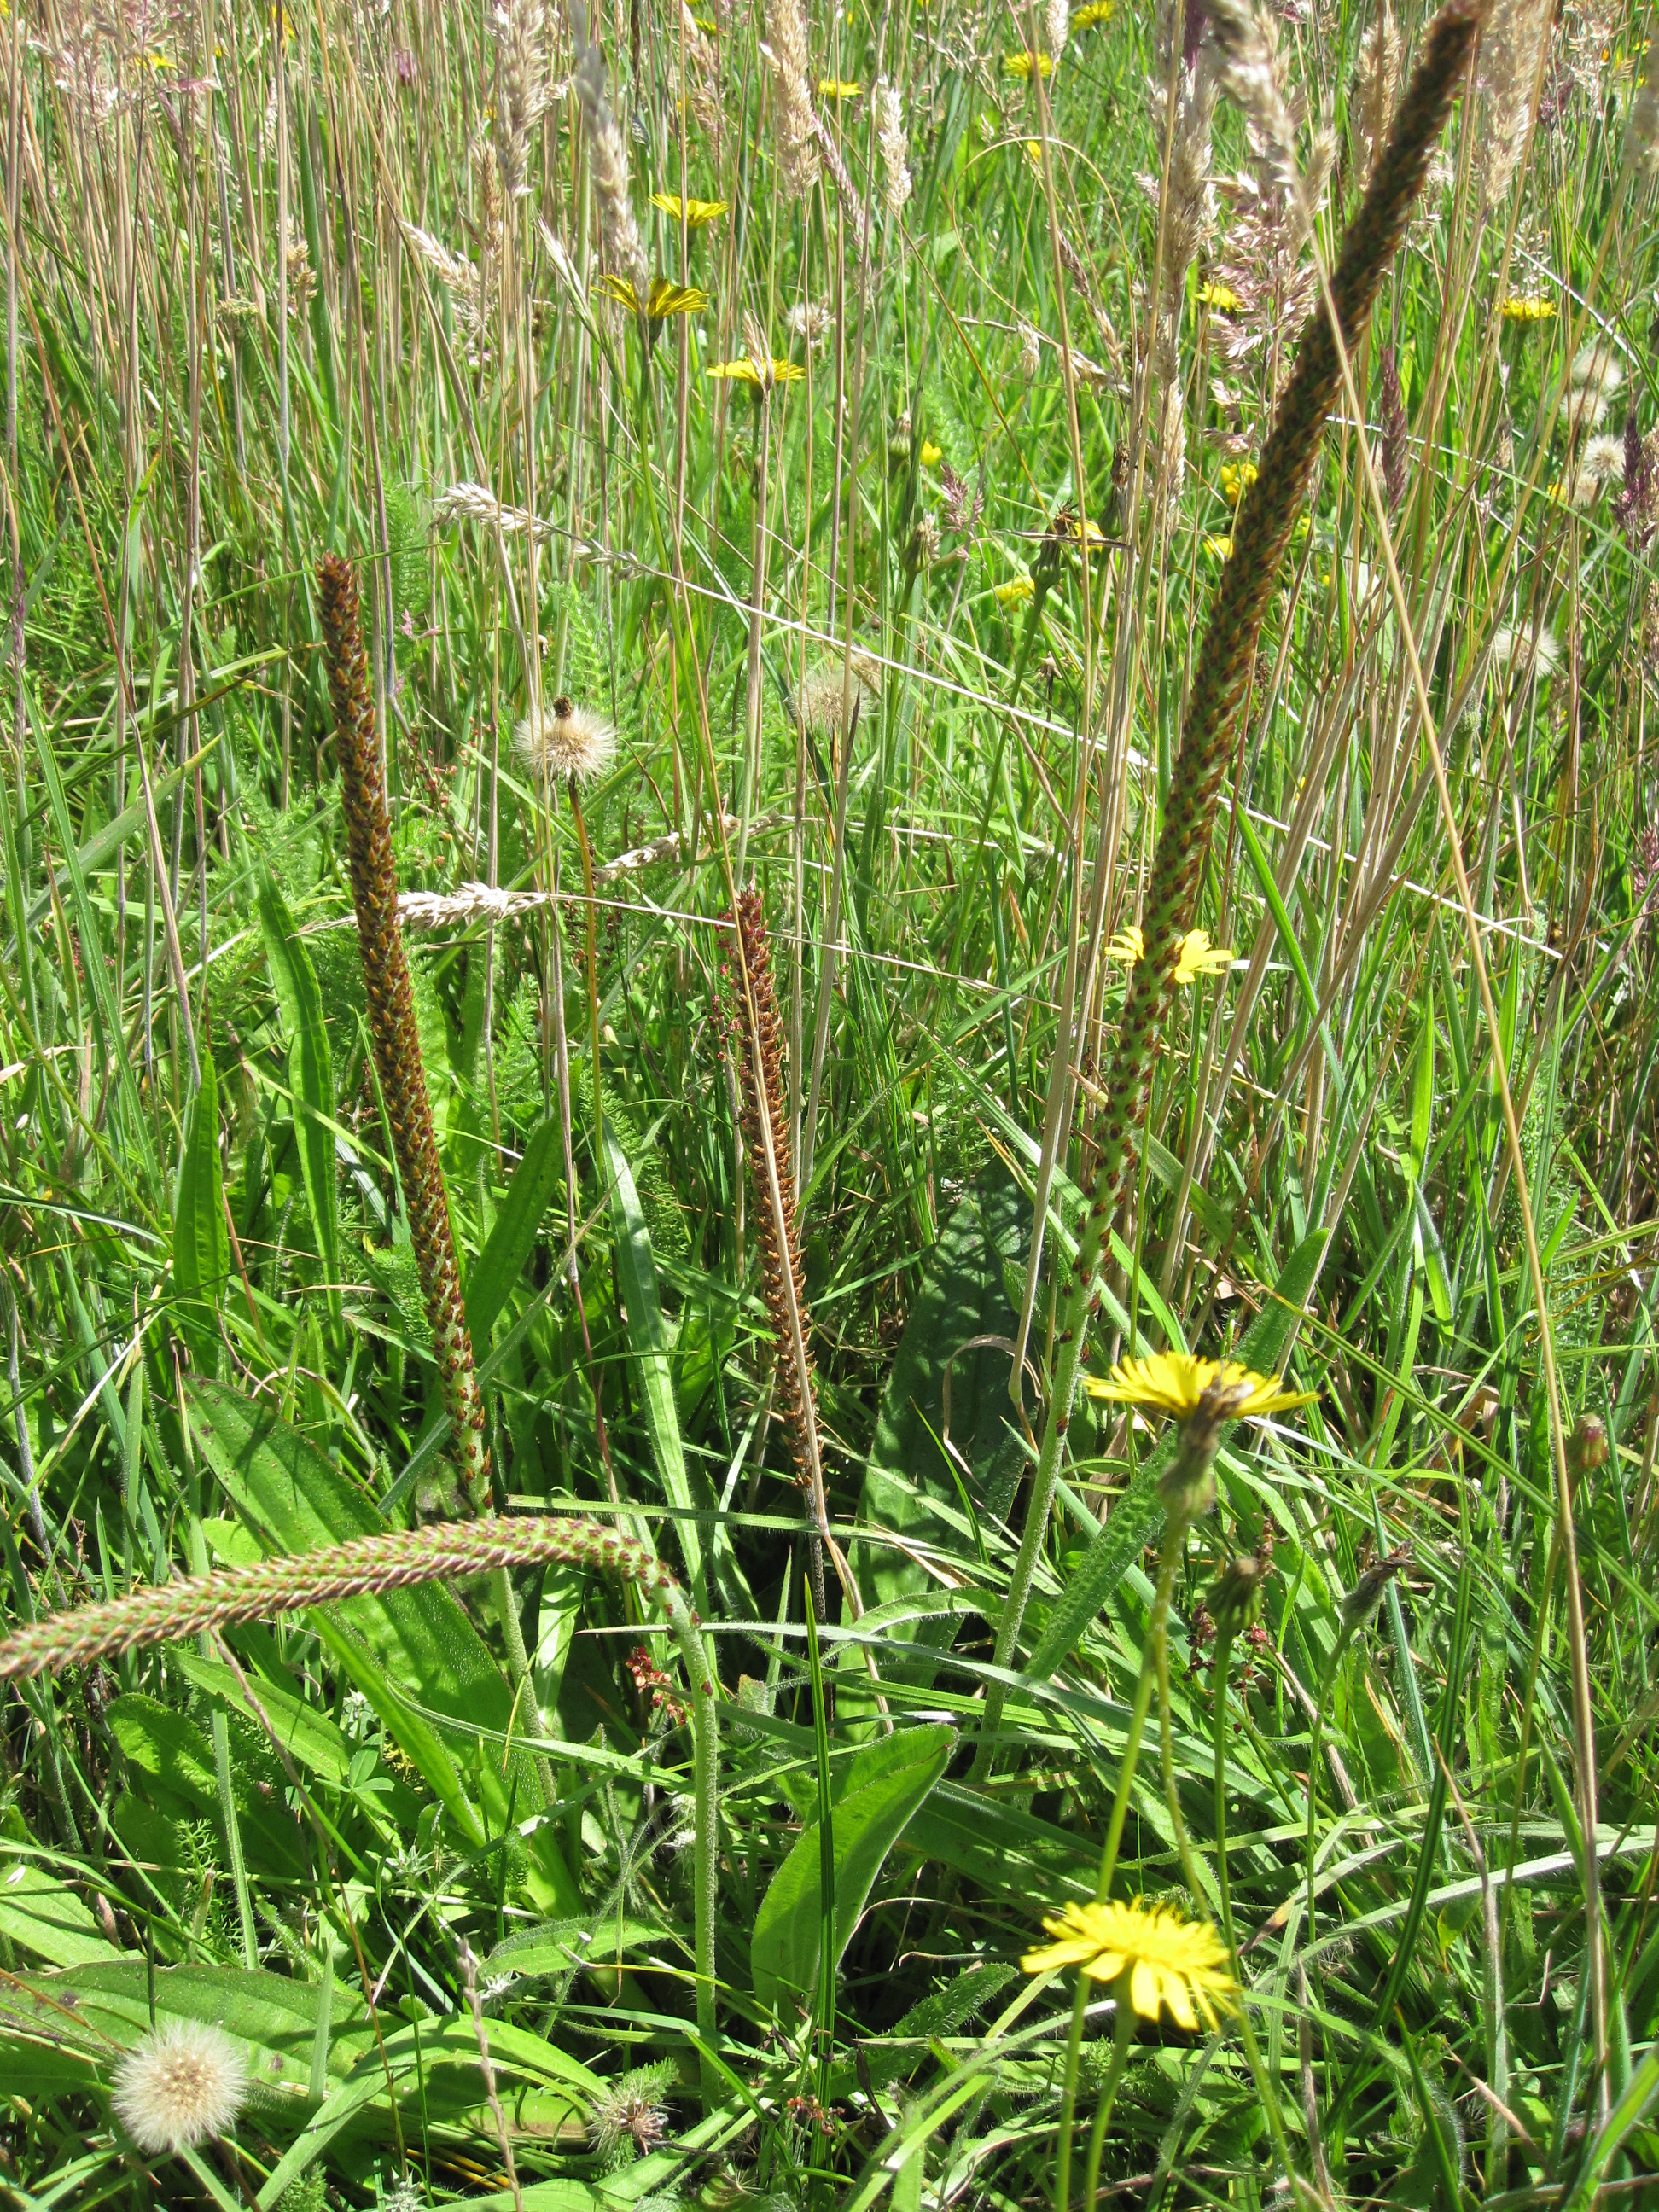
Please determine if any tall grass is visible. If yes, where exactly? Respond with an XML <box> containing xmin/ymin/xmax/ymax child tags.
<box><xmin>0</xmin><ymin>0</ymin><xmax>1656</xmax><ymax>2203</ymax></box>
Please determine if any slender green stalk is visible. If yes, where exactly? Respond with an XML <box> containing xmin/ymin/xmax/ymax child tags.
<box><xmin>1079</xmin><ymin>1979</ymin><xmax>1136</xmax><ymax>2212</ymax></box>
<box><xmin>1052</xmin><ymin>1520</ymin><xmax>1179</xmax><ymax>2212</ymax></box>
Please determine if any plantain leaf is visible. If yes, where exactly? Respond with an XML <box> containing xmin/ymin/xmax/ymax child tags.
<box><xmin>466</xmin><ymin>1115</ymin><xmax>564</xmax><ymax>1348</ymax></box>
<box><xmin>173</xmin><ymin>1047</ymin><xmax>229</xmax><ymax>1364</ymax></box>
<box><xmin>751</xmin><ymin>1723</ymin><xmax>954</xmax><ymax>2017</ymax></box>
<box><xmin>606</xmin><ymin>1128</ymin><xmax>707</xmax><ymax>1615</ymax></box>
<box><xmin>850</xmin><ymin>1167</ymin><xmax>1027</xmax><ymax>1668</ymax></box>
<box><xmin>258</xmin><ymin>873</ymin><xmax>341</xmax><ymax>1318</ymax></box>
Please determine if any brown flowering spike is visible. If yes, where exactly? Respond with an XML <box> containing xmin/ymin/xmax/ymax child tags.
<box><xmin>973</xmin><ymin>0</ymin><xmax>1482</xmax><ymax>1771</ymax></box>
<box><xmin>0</xmin><ymin>1515</ymin><xmax>678</xmax><ymax>1682</ymax></box>
<box><xmin>721</xmin><ymin>888</ymin><xmax>819</xmax><ymax>1491</ymax></box>
<box><xmin>317</xmin><ymin>555</ymin><xmax>488</xmax><ymax>1505</ymax></box>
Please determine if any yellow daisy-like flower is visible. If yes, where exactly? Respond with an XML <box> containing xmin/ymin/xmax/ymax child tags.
<box><xmin>1499</xmin><ymin>294</ymin><xmax>1557</xmax><ymax>322</ymax></box>
<box><xmin>595</xmin><ymin>275</ymin><xmax>709</xmax><ymax>317</ymax></box>
<box><xmin>818</xmin><ymin>77</ymin><xmax>863</xmax><ymax>97</ymax></box>
<box><xmin>1173</xmin><ymin>927</ymin><xmax>1233</xmax><ymax>983</ymax></box>
<box><xmin>1219</xmin><ymin>460</ymin><xmax>1258</xmax><ymax>506</ymax></box>
<box><xmin>708</xmin><ymin>357</ymin><xmax>806</xmax><ymax>387</ymax></box>
<box><xmin>1196</xmin><ymin>279</ymin><xmax>1240</xmax><ymax>311</ymax></box>
<box><xmin>994</xmin><ymin>574</ymin><xmax>1035</xmax><ymax>605</ymax></box>
<box><xmin>1104</xmin><ymin>925</ymin><xmax>1229</xmax><ymax>981</ymax></box>
<box><xmin>1202</xmin><ymin>533</ymin><xmax>1234</xmax><ymax>560</ymax></box>
<box><xmin>1004</xmin><ymin>50</ymin><xmax>1054</xmax><ymax>78</ymax></box>
<box><xmin>1072</xmin><ymin>0</ymin><xmax>1115</xmax><ymax>26</ymax></box>
<box><xmin>650</xmin><ymin>192</ymin><xmax>728</xmax><ymax>227</ymax></box>
<box><xmin>1022</xmin><ymin>1900</ymin><xmax>1237</xmax><ymax>2031</ymax></box>
<box><xmin>920</xmin><ymin>440</ymin><xmax>942</xmax><ymax>466</ymax></box>
<box><xmin>1085</xmin><ymin>1351</ymin><xmax>1316</xmax><ymax>1423</ymax></box>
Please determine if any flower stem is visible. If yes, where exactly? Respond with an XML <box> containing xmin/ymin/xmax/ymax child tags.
<box><xmin>1052</xmin><ymin>1520</ymin><xmax>1181</xmax><ymax>2212</ymax></box>
<box><xmin>664</xmin><ymin>1585</ymin><xmax>719</xmax><ymax>2109</ymax></box>
<box><xmin>1079</xmin><ymin>1981</ymin><xmax>1137</xmax><ymax>2212</ymax></box>
<box><xmin>1211</xmin><ymin>1623</ymin><xmax>1238</xmax><ymax>1961</ymax></box>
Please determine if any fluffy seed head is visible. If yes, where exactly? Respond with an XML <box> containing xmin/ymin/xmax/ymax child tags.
<box><xmin>515</xmin><ymin>695</ymin><xmax>616</xmax><ymax>786</ymax></box>
<box><xmin>571</xmin><ymin>10</ymin><xmax>648</xmax><ymax>296</ymax></box>
<box><xmin>764</xmin><ymin>0</ymin><xmax>820</xmax><ymax>195</ymax></box>
<box><xmin>875</xmin><ymin>77</ymin><xmax>912</xmax><ymax>216</ymax></box>
<box><xmin>113</xmin><ymin>2019</ymin><xmax>249</xmax><ymax>2155</ymax></box>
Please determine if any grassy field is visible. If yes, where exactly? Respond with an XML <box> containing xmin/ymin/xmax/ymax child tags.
<box><xmin>0</xmin><ymin>0</ymin><xmax>1656</xmax><ymax>2203</ymax></box>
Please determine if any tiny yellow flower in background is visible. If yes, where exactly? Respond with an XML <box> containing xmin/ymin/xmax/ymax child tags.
<box><xmin>1086</xmin><ymin>1350</ymin><xmax>1316</xmax><ymax>1423</ymax></box>
<box><xmin>1500</xmin><ymin>294</ymin><xmax>1557</xmax><ymax>322</ymax></box>
<box><xmin>994</xmin><ymin>574</ymin><xmax>1035</xmax><ymax>605</ymax></box>
<box><xmin>1004</xmin><ymin>50</ymin><xmax>1054</xmax><ymax>79</ymax></box>
<box><xmin>708</xmin><ymin>357</ymin><xmax>806</xmax><ymax>386</ymax></box>
<box><xmin>595</xmin><ymin>275</ymin><xmax>709</xmax><ymax>317</ymax></box>
<box><xmin>1072</xmin><ymin>0</ymin><xmax>1115</xmax><ymax>26</ymax></box>
<box><xmin>1202</xmin><ymin>533</ymin><xmax>1234</xmax><ymax>560</ymax></box>
<box><xmin>1105</xmin><ymin>925</ymin><xmax>1144</xmax><ymax>963</ymax></box>
<box><xmin>920</xmin><ymin>440</ymin><xmax>942</xmax><ymax>466</ymax></box>
<box><xmin>1219</xmin><ymin>460</ymin><xmax>1258</xmax><ymax>506</ymax></box>
<box><xmin>1173</xmin><ymin>927</ymin><xmax>1232</xmax><ymax>983</ymax></box>
<box><xmin>1022</xmin><ymin>1900</ymin><xmax>1237</xmax><ymax>2031</ymax></box>
<box><xmin>1196</xmin><ymin>279</ymin><xmax>1241</xmax><ymax>312</ymax></box>
<box><xmin>650</xmin><ymin>192</ymin><xmax>729</xmax><ymax>227</ymax></box>
<box><xmin>818</xmin><ymin>77</ymin><xmax>863</xmax><ymax>97</ymax></box>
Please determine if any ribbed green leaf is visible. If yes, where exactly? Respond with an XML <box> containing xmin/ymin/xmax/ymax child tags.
<box><xmin>258</xmin><ymin>873</ymin><xmax>341</xmax><ymax>1318</ymax></box>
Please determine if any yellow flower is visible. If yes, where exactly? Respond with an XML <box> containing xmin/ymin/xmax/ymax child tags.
<box><xmin>1202</xmin><ymin>533</ymin><xmax>1233</xmax><ymax>560</ymax></box>
<box><xmin>595</xmin><ymin>275</ymin><xmax>710</xmax><ymax>317</ymax></box>
<box><xmin>1219</xmin><ymin>460</ymin><xmax>1257</xmax><ymax>506</ymax></box>
<box><xmin>693</xmin><ymin>12</ymin><xmax>719</xmax><ymax>29</ymax></box>
<box><xmin>1085</xmin><ymin>1351</ymin><xmax>1315</xmax><ymax>1423</ymax></box>
<box><xmin>1022</xmin><ymin>1900</ymin><xmax>1237</xmax><ymax>2031</ymax></box>
<box><xmin>1196</xmin><ymin>279</ymin><xmax>1241</xmax><ymax>312</ymax></box>
<box><xmin>920</xmin><ymin>440</ymin><xmax>942</xmax><ymax>466</ymax></box>
<box><xmin>650</xmin><ymin>192</ymin><xmax>728</xmax><ymax>226</ymax></box>
<box><xmin>1105</xmin><ymin>925</ymin><xmax>1144</xmax><ymax>963</ymax></box>
<box><xmin>1173</xmin><ymin>927</ymin><xmax>1233</xmax><ymax>982</ymax></box>
<box><xmin>994</xmin><ymin>574</ymin><xmax>1035</xmax><ymax>605</ymax></box>
<box><xmin>708</xmin><ymin>357</ymin><xmax>806</xmax><ymax>386</ymax></box>
<box><xmin>1072</xmin><ymin>0</ymin><xmax>1115</xmax><ymax>25</ymax></box>
<box><xmin>818</xmin><ymin>77</ymin><xmax>863</xmax><ymax>96</ymax></box>
<box><xmin>1004</xmin><ymin>50</ymin><xmax>1054</xmax><ymax>78</ymax></box>
<box><xmin>1500</xmin><ymin>294</ymin><xmax>1557</xmax><ymax>322</ymax></box>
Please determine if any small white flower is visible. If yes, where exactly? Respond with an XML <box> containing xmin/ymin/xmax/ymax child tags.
<box><xmin>113</xmin><ymin>2018</ymin><xmax>249</xmax><ymax>2155</ymax></box>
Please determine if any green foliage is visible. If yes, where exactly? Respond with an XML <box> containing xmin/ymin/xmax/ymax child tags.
<box><xmin>2</xmin><ymin>2</ymin><xmax>1656</xmax><ymax>2205</ymax></box>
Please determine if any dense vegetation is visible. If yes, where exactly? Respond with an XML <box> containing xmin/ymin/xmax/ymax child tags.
<box><xmin>0</xmin><ymin>0</ymin><xmax>1656</xmax><ymax>2203</ymax></box>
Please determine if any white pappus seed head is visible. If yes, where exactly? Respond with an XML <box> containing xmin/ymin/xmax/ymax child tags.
<box><xmin>113</xmin><ymin>2018</ymin><xmax>250</xmax><ymax>2155</ymax></box>
<box><xmin>515</xmin><ymin>695</ymin><xmax>617</xmax><ymax>786</ymax></box>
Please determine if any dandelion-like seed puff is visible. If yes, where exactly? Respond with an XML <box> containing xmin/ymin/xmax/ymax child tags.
<box><xmin>515</xmin><ymin>695</ymin><xmax>615</xmax><ymax>788</ymax></box>
<box><xmin>113</xmin><ymin>2018</ymin><xmax>249</xmax><ymax>2155</ymax></box>
<box><xmin>1022</xmin><ymin>1898</ymin><xmax>1238</xmax><ymax>2031</ymax></box>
